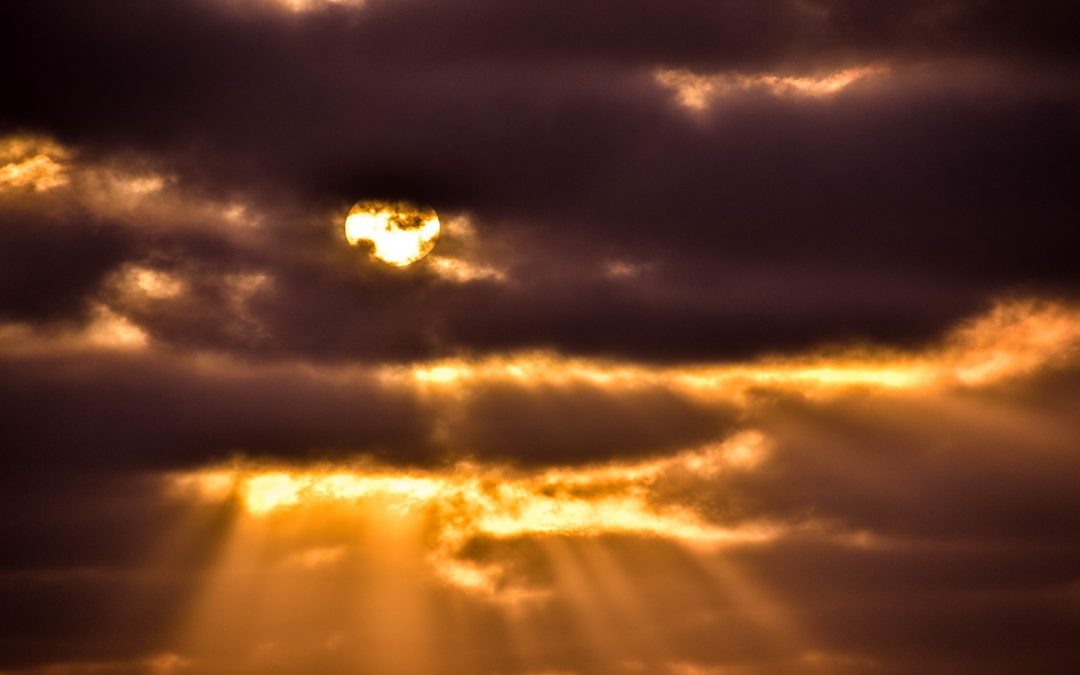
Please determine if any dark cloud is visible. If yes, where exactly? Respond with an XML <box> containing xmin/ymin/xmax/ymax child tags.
<box><xmin>444</xmin><ymin>381</ymin><xmax>737</xmax><ymax>464</ymax></box>
<box><xmin>0</xmin><ymin>345</ymin><xmax>746</xmax><ymax>474</ymax></box>
<box><xmin>0</xmin><ymin>475</ymin><xmax>231</xmax><ymax>671</ymax></box>
<box><xmin>0</xmin><ymin>211</ymin><xmax>132</xmax><ymax>323</ymax></box>
<box><xmin>0</xmin><ymin>350</ymin><xmax>433</xmax><ymax>472</ymax></box>
<box><xmin>2</xmin><ymin>1</ymin><xmax>1078</xmax><ymax>362</ymax></box>
<box><xmin>2</xmin><ymin>1</ymin><xmax>1080</xmax><ymax>672</ymax></box>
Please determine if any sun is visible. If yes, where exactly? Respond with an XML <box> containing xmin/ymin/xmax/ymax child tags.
<box><xmin>344</xmin><ymin>200</ymin><xmax>440</xmax><ymax>267</ymax></box>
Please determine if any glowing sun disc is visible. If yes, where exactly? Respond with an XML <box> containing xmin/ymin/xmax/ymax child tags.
<box><xmin>344</xmin><ymin>200</ymin><xmax>440</xmax><ymax>267</ymax></box>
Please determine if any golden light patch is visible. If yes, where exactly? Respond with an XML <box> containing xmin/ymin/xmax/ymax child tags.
<box><xmin>173</xmin><ymin>432</ymin><xmax>775</xmax><ymax>596</ymax></box>
<box><xmin>0</xmin><ymin>135</ymin><xmax>70</xmax><ymax>192</ymax></box>
<box><xmin>656</xmin><ymin>65</ymin><xmax>887</xmax><ymax>111</ymax></box>
<box><xmin>344</xmin><ymin>200</ymin><xmax>440</xmax><ymax>267</ymax></box>
<box><xmin>0</xmin><ymin>135</ymin><xmax>266</xmax><ymax>238</ymax></box>
<box><xmin>116</xmin><ymin>265</ymin><xmax>185</xmax><ymax>299</ymax></box>
<box><xmin>404</xmin><ymin>299</ymin><xmax>1080</xmax><ymax>398</ymax></box>
<box><xmin>281</xmin><ymin>545</ymin><xmax>348</xmax><ymax>570</ymax></box>
<box><xmin>276</xmin><ymin>0</ymin><xmax>364</xmax><ymax>11</ymax></box>
<box><xmin>83</xmin><ymin>305</ymin><xmax>149</xmax><ymax>349</ymax></box>
<box><xmin>427</xmin><ymin>255</ymin><xmax>505</xmax><ymax>283</ymax></box>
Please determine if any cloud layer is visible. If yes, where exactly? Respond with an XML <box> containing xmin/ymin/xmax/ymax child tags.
<box><xmin>2</xmin><ymin>1</ymin><xmax>1079</xmax><ymax>673</ymax></box>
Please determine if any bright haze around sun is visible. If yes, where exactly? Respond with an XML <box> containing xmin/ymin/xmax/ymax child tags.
<box><xmin>1</xmin><ymin>1</ymin><xmax>1080</xmax><ymax>674</ymax></box>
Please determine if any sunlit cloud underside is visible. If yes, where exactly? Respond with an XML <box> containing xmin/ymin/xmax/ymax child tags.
<box><xmin>168</xmin><ymin>296</ymin><xmax>1080</xmax><ymax>597</ymax></box>
<box><xmin>169</xmin><ymin>433</ymin><xmax>800</xmax><ymax>674</ymax></box>
<box><xmin>160</xmin><ymin>295</ymin><xmax>1080</xmax><ymax>672</ymax></box>
<box><xmin>173</xmin><ymin>431</ymin><xmax>774</xmax><ymax>595</ymax></box>
<box><xmin>400</xmin><ymin>298</ymin><xmax>1080</xmax><ymax>396</ymax></box>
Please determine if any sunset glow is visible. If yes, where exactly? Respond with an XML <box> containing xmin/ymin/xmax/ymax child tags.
<box><xmin>405</xmin><ymin>299</ymin><xmax>1080</xmax><ymax>397</ymax></box>
<box><xmin>4</xmin><ymin>2</ymin><xmax>1079</xmax><ymax>673</ymax></box>
<box><xmin>172</xmin><ymin>432</ymin><xmax>775</xmax><ymax>596</ymax></box>
<box><xmin>655</xmin><ymin>65</ymin><xmax>887</xmax><ymax>110</ymax></box>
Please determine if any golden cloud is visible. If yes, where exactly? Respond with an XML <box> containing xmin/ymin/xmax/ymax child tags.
<box><xmin>172</xmin><ymin>431</ymin><xmax>775</xmax><ymax>596</ymax></box>
<box><xmin>0</xmin><ymin>135</ymin><xmax>70</xmax><ymax>192</ymax></box>
<box><xmin>655</xmin><ymin>65</ymin><xmax>887</xmax><ymax>111</ymax></box>
<box><xmin>402</xmin><ymin>298</ymin><xmax>1080</xmax><ymax>399</ymax></box>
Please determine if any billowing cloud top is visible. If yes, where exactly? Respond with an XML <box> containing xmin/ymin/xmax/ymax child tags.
<box><xmin>1</xmin><ymin>2</ymin><xmax>1079</xmax><ymax>674</ymax></box>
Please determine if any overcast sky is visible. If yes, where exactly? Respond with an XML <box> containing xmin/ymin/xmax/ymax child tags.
<box><xmin>2</xmin><ymin>2</ymin><xmax>1079</xmax><ymax>673</ymax></box>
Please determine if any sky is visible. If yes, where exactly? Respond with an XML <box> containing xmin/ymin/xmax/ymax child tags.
<box><xmin>2</xmin><ymin>1</ymin><xmax>1080</xmax><ymax>673</ymax></box>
